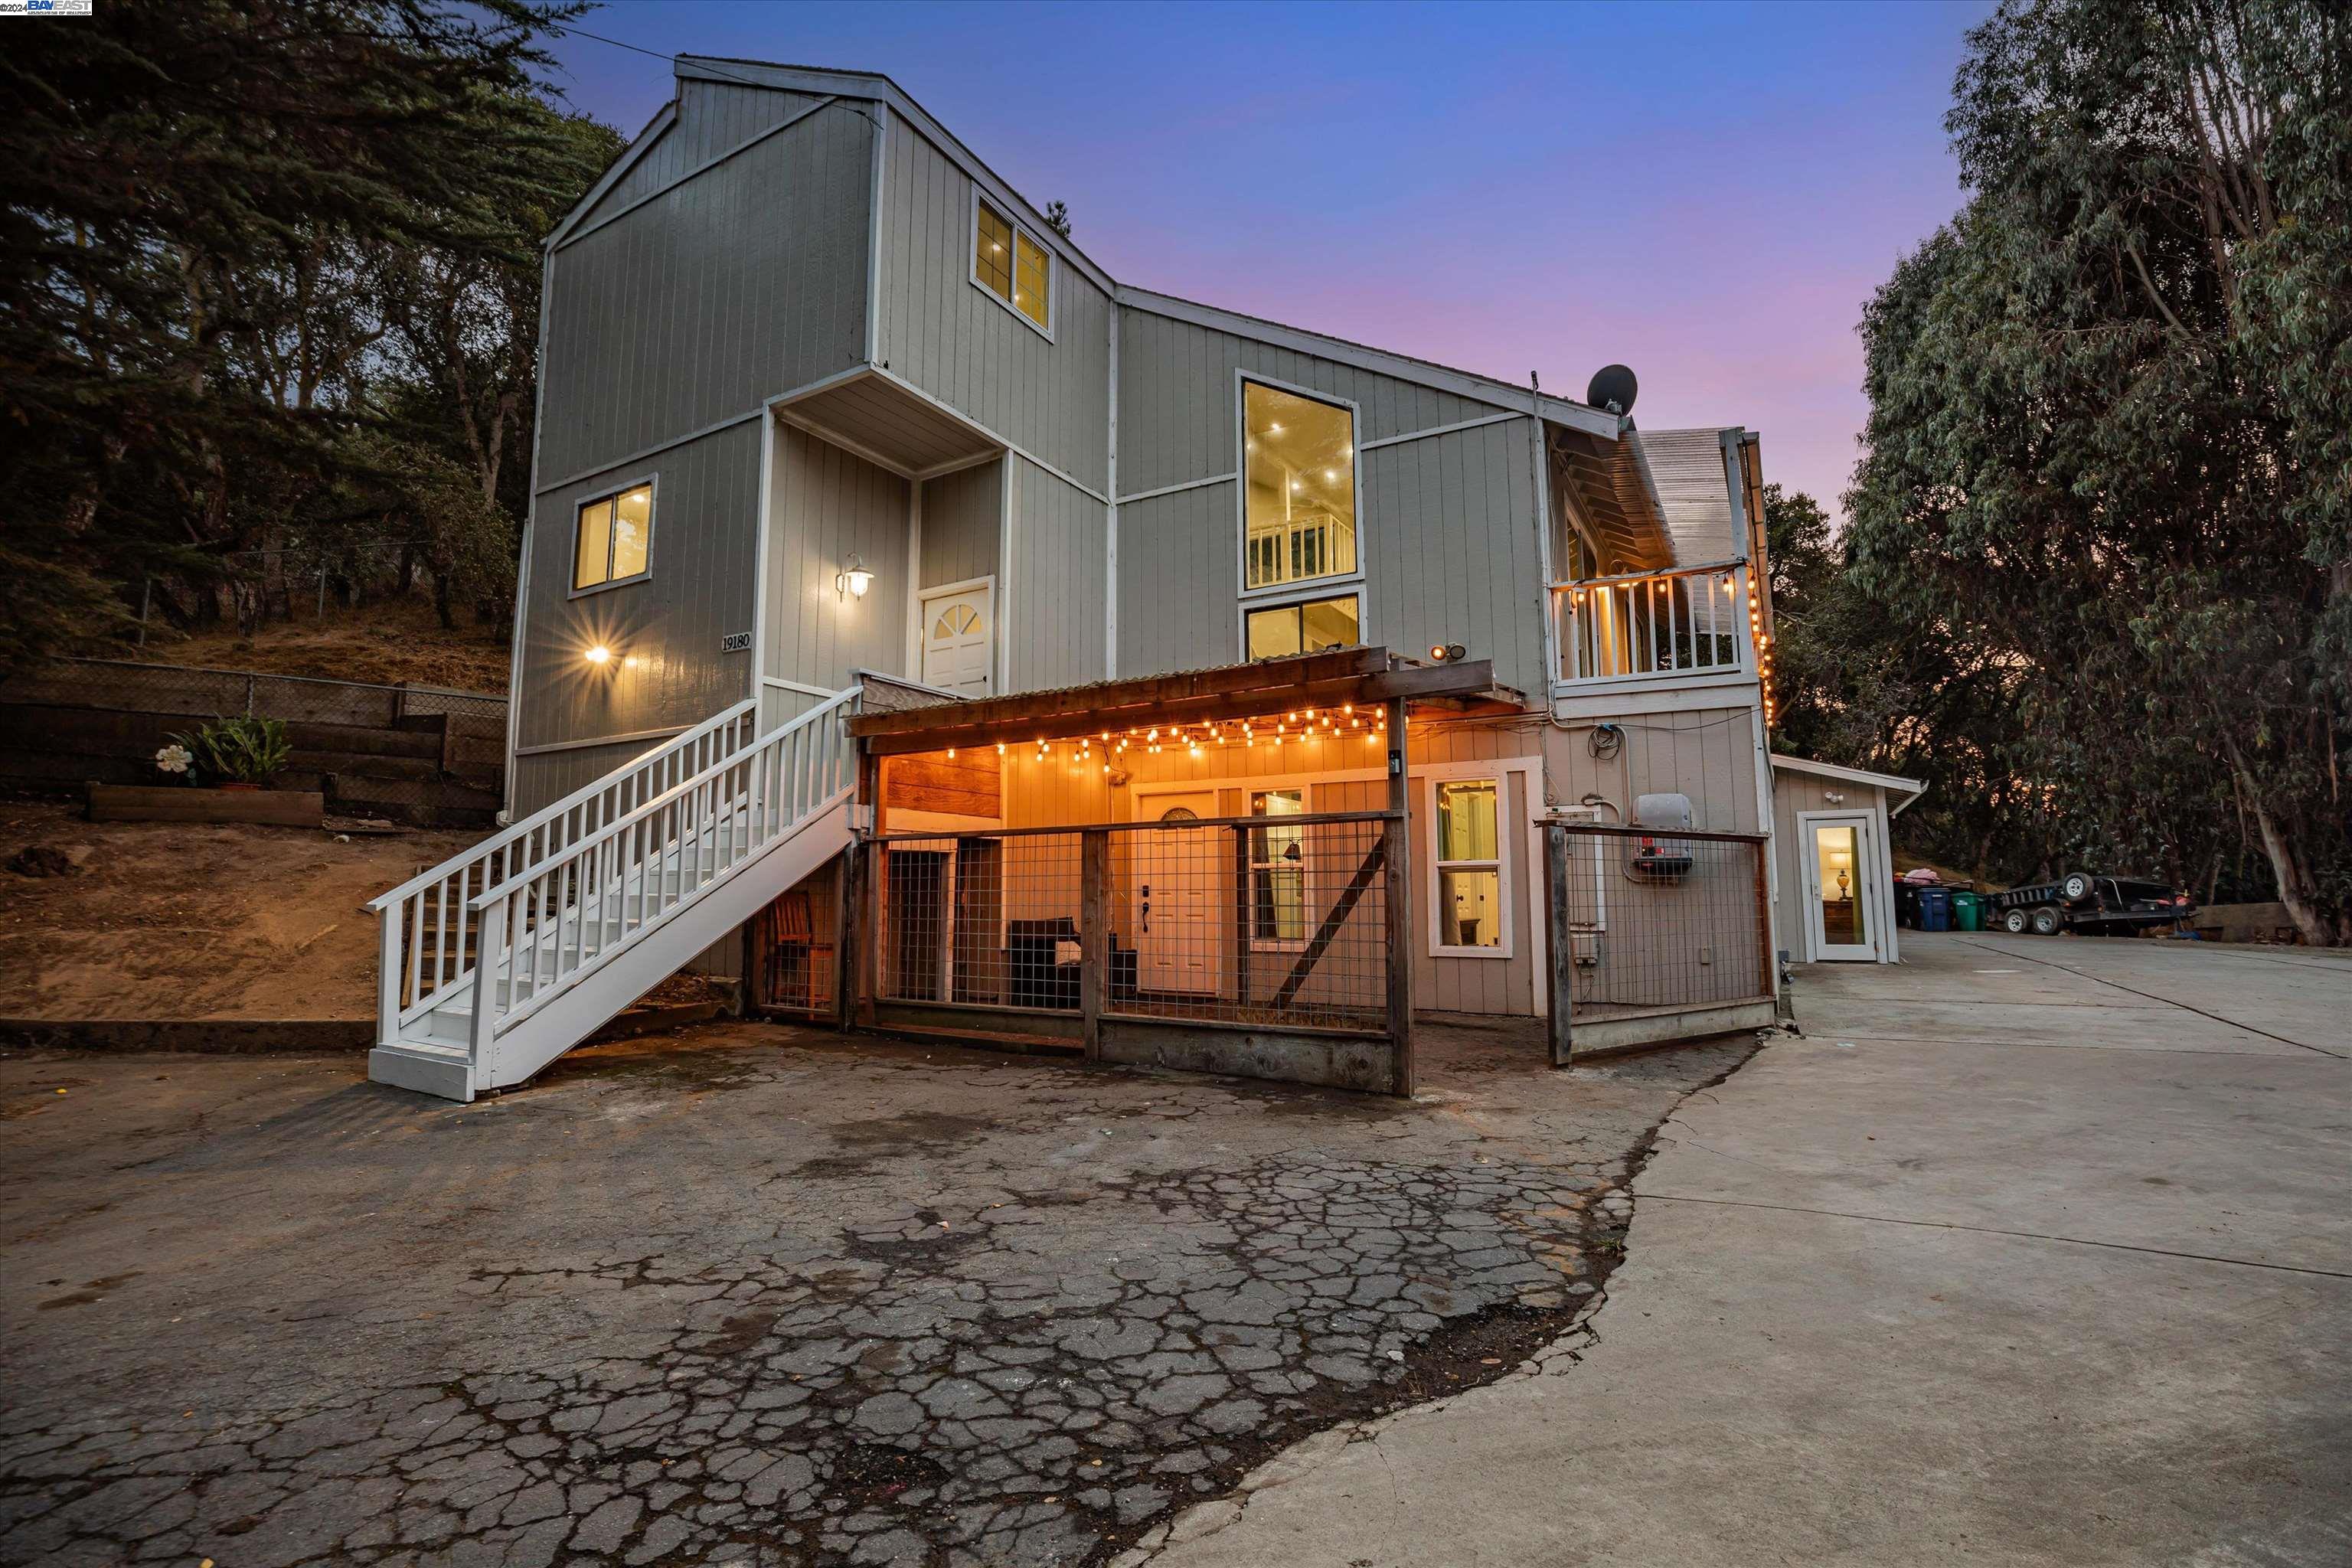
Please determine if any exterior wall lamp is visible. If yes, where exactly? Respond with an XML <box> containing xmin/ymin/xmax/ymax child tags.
<box><xmin>584</xmin><ymin>644</ymin><xmax>613</xmax><ymax>665</ymax></box>
<box><xmin>837</xmin><ymin>554</ymin><xmax>874</xmax><ymax>599</ymax></box>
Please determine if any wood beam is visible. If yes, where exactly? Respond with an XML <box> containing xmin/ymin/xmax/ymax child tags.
<box><xmin>849</xmin><ymin>647</ymin><xmax>1384</xmax><ymax>739</ymax></box>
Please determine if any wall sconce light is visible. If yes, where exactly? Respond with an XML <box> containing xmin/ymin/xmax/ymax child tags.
<box><xmin>837</xmin><ymin>554</ymin><xmax>874</xmax><ymax>599</ymax></box>
<box><xmin>583</xmin><ymin>644</ymin><xmax>612</xmax><ymax>665</ymax></box>
<box><xmin>1824</xmin><ymin>789</ymin><xmax>1845</xmax><ymax>804</ymax></box>
<box><xmin>1428</xmin><ymin>642</ymin><xmax>1466</xmax><ymax>663</ymax></box>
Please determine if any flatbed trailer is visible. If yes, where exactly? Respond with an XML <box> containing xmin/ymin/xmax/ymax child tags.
<box><xmin>1983</xmin><ymin>871</ymin><xmax>2197</xmax><ymax>936</ymax></box>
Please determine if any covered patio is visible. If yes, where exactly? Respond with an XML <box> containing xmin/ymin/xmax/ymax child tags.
<box><xmin>834</xmin><ymin>648</ymin><xmax>1521</xmax><ymax>1095</ymax></box>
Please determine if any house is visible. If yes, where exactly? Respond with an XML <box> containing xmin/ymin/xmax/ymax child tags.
<box><xmin>367</xmin><ymin>57</ymin><xmax>1786</xmax><ymax>1103</ymax></box>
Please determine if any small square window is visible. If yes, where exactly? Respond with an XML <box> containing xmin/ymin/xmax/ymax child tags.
<box><xmin>573</xmin><ymin>482</ymin><xmax>654</xmax><ymax>592</ymax></box>
<box><xmin>972</xmin><ymin>192</ymin><xmax>1052</xmax><ymax>338</ymax></box>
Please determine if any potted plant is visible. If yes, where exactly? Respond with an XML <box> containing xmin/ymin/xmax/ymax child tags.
<box><xmin>169</xmin><ymin>716</ymin><xmax>293</xmax><ymax>790</ymax></box>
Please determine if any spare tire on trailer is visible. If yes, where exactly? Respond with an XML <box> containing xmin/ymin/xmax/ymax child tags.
<box><xmin>2001</xmin><ymin>907</ymin><xmax>2031</xmax><ymax>934</ymax></box>
<box><xmin>2030</xmin><ymin>905</ymin><xmax>2064</xmax><ymax>936</ymax></box>
<box><xmin>2060</xmin><ymin>871</ymin><xmax>2095</xmax><ymax>903</ymax></box>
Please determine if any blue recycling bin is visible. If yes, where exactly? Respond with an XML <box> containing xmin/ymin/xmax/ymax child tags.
<box><xmin>1916</xmin><ymin>887</ymin><xmax>1952</xmax><ymax>932</ymax></box>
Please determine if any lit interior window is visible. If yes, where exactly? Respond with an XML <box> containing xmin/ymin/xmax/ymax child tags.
<box><xmin>573</xmin><ymin>482</ymin><xmax>652</xmax><ymax>591</ymax></box>
<box><xmin>1243</xmin><ymin>382</ymin><xmax>1355</xmax><ymax>591</ymax></box>
<box><xmin>1246</xmin><ymin>593</ymin><xmax>1360</xmax><ymax>659</ymax></box>
<box><xmin>974</xmin><ymin>195</ymin><xmax>1050</xmax><ymax>333</ymax></box>
<box><xmin>1435</xmin><ymin>779</ymin><xmax>1502</xmax><ymax>950</ymax></box>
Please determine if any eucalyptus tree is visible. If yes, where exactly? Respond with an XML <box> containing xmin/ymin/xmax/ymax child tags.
<box><xmin>1847</xmin><ymin>0</ymin><xmax>2350</xmax><ymax>942</ymax></box>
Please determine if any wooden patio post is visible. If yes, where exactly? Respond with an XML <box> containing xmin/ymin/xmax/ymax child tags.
<box><xmin>1547</xmin><ymin>822</ymin><xmax>1575</xmax><ymax>1067</ymax></box>
<box><xmin>852</xmin><ymin>745</ymin><xmax>882</xmax><ymax>1027</ymax></box>
<box><xmin>1080</xmin><ymin>828</ymin><xmax>1109</xmax><ymax>1060</ymax></box>
<box><xmin>1383</xmin><ymin>697</ymin><xmax>1415</xmax><ymax>1095</ymax></box>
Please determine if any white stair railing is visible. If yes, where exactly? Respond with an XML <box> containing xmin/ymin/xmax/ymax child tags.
<box><xmin>463</xmin><ymin>688</ymin><xmax>859</xmax><ymax>1050</ymax></box>
<box><xmin>368</xmin><ymin>699</ymin><xmax>762</xmax><ymax>1041</ymax></box>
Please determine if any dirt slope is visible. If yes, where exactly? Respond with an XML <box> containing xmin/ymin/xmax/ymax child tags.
<box><xmin>0</xmin><ymin>799</ymin><xmax>485</xmax><ymax>1020</ymax></box>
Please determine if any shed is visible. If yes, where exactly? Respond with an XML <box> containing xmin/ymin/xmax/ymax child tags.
<box><xmin>1769</xmin><ymin>755</ymin><xmax>1925</xmax><ymax>964</ymax></box>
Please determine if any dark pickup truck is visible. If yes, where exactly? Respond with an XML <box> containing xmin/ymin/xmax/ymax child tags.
<box><xmin>1983</xmin><ymin>872</ymin><xmax>2197</xmax><ymax>936</ymax></box>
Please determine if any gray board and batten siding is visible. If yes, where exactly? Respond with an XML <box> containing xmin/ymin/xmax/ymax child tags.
<box><xmin>918</xmin><ymin>456</ymin><xmax>1002</xmax><ymax>588</ymax></box>
<box><xmin>763</xmin><ymin>423</ymin><xmax>913</xmax><ymax>702</ymax></box>
<box><xmin>1112</xmin><ymin>303</ymin><xmax>1549</xmax><ymax>696</ymax></box>
<box><xmin>871</xmin><ymin>111</ymin><xmax>1114</xmax><ymax>494</ymax></box>
<box><xmin>512</xmin><ymin>78</ymin><xmax>877</xmax><ymax>812</ymax></box>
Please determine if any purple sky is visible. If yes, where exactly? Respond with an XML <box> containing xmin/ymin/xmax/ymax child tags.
<box><xmin>539</xmin><ymin>1</ymin><xmax>1989</xmax><ymax>519</ymax></box>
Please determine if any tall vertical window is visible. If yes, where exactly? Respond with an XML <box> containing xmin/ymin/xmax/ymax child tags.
<box><xmin>1242</xmin><ymin>382</ymin><xmax>1356</xmax><ymax>592</ymax></box>
<box><xmin>1432</xmin><ymin>778</ymin><xmax>1505</xmax><ymax>954</ymax></box>
<box><xmin>1249</xmin><ymin>789</ymin><xmax>1307</xmax><ymax>944</ymax></box>
<box><xmin>972</xmin><ymin>191</ymin><xmax>1053</xmax><ymax>336</ymax></box>
<box><xmin>573</xmin><ymin>481</ymin><xmax>654</xmax><ymax>593</ymax></box>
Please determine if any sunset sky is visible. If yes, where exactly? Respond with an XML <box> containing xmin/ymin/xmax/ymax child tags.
<box><xmin>537</xmin><ymin>1</ymin><xmax>1991</xmax><ymax>520</ymax></box>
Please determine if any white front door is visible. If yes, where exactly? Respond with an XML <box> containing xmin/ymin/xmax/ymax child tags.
<box><xmin>920</xmin><ymin>582</ymin><xmax>993</xmax><ymax>697</ymax></box>
<box><xmin>1135</xmin><ymin>792</ymin><xmax>1220</xmax><ymax>995</ymax></box>
<box><xmin>1799</xmin><ymin>812</ymin><xmax>1882</xmax><ymax>962</ymax></box>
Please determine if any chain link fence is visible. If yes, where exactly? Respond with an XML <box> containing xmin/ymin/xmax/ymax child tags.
<box><xmin>2</xmin><ymin>658</ymin><xmax>507</xmax><ymax>826</ymax></box>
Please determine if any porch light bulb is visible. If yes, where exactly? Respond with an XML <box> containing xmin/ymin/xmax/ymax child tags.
<box><xmin>584</xmin><ymin>645</ymin><xmax>612</xmax><ymax>665</ymax></box>
<box><xmin>1189</xmin><ymin>744</ymin><xmax>1204</xmax><ymax>760</ymax></box>
<box><xmin>1324</xmin><ymin>469</ymin><xmax>1337</xmax><ymax>482</ymax></box>
<box><xmin>838</xmin><ymin>554</ymin><xmax>874</xmax><ymax>598</ymax></box>
<box><xmin>1289</xmin><ymin>481</ymin><xmax>1302</xmax><ymax>493</ymax></box>
<box><xmin>947</xmin><ymin>748</ymin><xmax>956</xmax><ymax>759</ymax></box>
<box><xmin>1269</xmin><ymin>422</ymin><xmax>1283</xmax><ymax>434</ymax></box>
<box><xmin>998</xmin><ymin>742</ymin><xmax>1007</xmax><ymax>755</ymax></box>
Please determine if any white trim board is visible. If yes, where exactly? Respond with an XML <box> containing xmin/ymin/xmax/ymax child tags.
<box><xmin>545</xmin><ymin>101</ymin><xmax>678</xmax><ymax>250</ymax></box>
<box><xmin>1770</xmin><ymin>753</ymin><xmax>1922</xmax><ymax>796</ymax></box>
<box><xmin>534</xmin><ymin>408</ymin><xmax>765</xmax><ymax>497</ymax></box>
<box><xmin>557</xmin><ymin>96</ymin><xmax>841</xmax><ymax>253</ymax></box>
<box><xmin>1119</xmin><ymin>287</ymin><xmax>1620</xmax><ymax>439</ymax></box>
<box><xmin>673</xmin><ymin>57</ymin><xmax>1119</xmax><ymax>296</ymax></box>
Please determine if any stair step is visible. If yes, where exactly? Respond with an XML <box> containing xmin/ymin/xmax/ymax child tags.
<box><xmin>369</xmin><ymin>1040</ymin><xmax>473</xmax><ymax>1101</ymax></box>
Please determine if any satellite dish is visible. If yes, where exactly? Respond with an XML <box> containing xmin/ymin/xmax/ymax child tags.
<box><xmin>1586</xmin><ymin>364</ymin><xmax>1638</xmax><ymax>416</ymax></box>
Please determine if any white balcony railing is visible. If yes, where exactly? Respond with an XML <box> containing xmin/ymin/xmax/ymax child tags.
<box><xmin>1553</xmin><ymin>561</ymin><xmax>1749</xmax><ymax>685</ymax></box>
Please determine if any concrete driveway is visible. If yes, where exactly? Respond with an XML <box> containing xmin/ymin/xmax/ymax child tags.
<box><xmin>1142</xmin><ymin>933</ymin><xmax>2352</xmax><ymax>1567</ymax></box>
<box><xmin>0</xmin><ymin>1019</ymin><xmax>1742</xmax><ymax>1567</ymax></box>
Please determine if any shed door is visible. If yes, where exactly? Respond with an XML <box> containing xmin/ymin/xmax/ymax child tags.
<box><xmin>1800</xmin><ymin>813</ymin><xmax>1882</xmax><ymax>962</ymax></box>
<box><xmin>920</xmin><ymin>584</ymin><xmax>993</xmax><ymax>697</ymax></box>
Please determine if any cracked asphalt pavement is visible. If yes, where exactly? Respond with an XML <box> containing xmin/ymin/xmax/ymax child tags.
<box><xmin>0</xmin><ymin>1021</ymin><xmax>1749</xmax><ymax>1566</ymax></box>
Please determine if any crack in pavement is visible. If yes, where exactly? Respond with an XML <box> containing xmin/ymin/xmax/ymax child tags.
<box><xmin>0</xmin><ymin>1025</ymin><xmax>1750</xmax><ymax>1567</ymax></box>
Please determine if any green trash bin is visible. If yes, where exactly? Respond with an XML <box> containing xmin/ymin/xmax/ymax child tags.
<box><xmin>1951</xmin><ymin>890</ymin><xmax>1983</xmax><ymax>932</ymax></box>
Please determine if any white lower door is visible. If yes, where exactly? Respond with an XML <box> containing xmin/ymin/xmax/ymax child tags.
<box><xmin>920</xmin><ymin>583</ymin><xmax>993</xmax><ymax>697</ymax></box>
<box><xmin>1800</xmin><ymin>812</ymin><xmax>1882</xmax><ymax>961</ymax></box>
<box><xmin>1135</xmin><ymin>793</ymin><xmax>1220</xmax><ymax>994</ymax></box>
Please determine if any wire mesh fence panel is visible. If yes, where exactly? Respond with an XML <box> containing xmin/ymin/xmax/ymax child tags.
<box><xmin>1111</xmin><ymin>813</ymin><xmax>1389</xmax><ymax>1032</ymax></box>
<box><xmin>868</xmin><ymin>813</ymin><xmax>1393</xmax><ymax>1039</ymax></box>
<box><xmin>1550</xmin><ymin>823</ymin><xmax>1772</xmax><ymax>1021</ymax></box>
<box><xmin>874</xmin><ymin>832</ymin><xmax>1085</xmax><ymax>1011</ymax></box>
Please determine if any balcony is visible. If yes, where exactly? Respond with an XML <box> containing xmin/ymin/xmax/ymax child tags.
<box><xmin>1551</xmin><ymin>560</ymin><xmax>1759</xmax><ymax>689</ymax></box>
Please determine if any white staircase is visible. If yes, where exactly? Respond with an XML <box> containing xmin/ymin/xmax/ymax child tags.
<box><xmin>367</xmin><ymin>688</ymin><xmax>860</xmax><ymax>1102</ymax></box>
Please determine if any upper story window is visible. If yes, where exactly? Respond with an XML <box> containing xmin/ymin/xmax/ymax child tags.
<box><xmin>972</xmin><ymin>192</ymin><xmax>1052</xmax><ymax>337</ymax></box>
<box><xmin>572</xmin><ymin>480</ymin><xmax>653</xmax><ymax>593</ymax></box>
<box><xmin>1246</xmin><ymin>593</ymin><xmax>1360</xmax><ymax>660</ymax></box>
<box><xmin>1241</xmin><ymin>381</ymin><xmax>1356</xmax><ymax>595</ymax></box>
